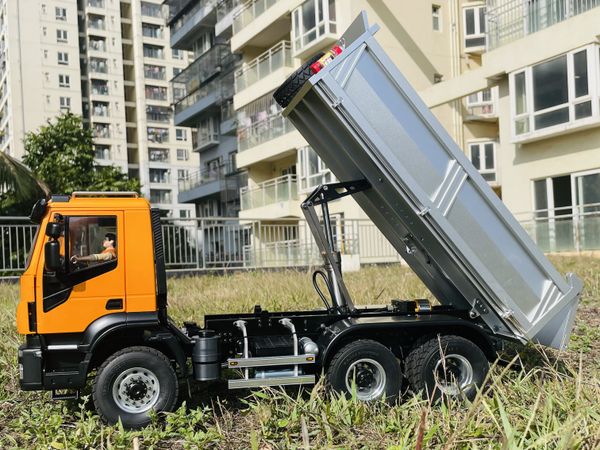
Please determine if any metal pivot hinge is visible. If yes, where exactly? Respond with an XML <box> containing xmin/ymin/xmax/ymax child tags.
<box><xmin>331</xmin><ymin>97</ymin><xmax>343</xmax><ymax>108</ymax></box>
<box><xmin>469</xmin><ymin>298</ymin><xmax>489</xmax><ymax>318</ymax></box>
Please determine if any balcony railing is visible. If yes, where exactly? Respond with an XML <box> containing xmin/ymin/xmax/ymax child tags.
<box><xmin>171</xmin><ymin>44</ymin><xmax>230</xmax><ymax>103</ymax></box>
<box><xmin>89</xmin><ymin>40</ymin><xmax>106</xmax><ymax>52</ymax></box>
<box><xmin>232</xmin><ymin>0</ymin><xmax>277</xmax><ymax>34</ymax></box>
<box><xmin>144</xmin><ymin>65</ymin><xmax>166</xmax><ymax>80</ymax></box>
<box><xmin>174</xmin><ymin>70</ymin><xmax>235</xmax><ymax>115</ymax></box>
<box><xmin>149</xmin><ymin>148</ymin><xmax>170</xmax><ymax>162</ymax></box>
<box><xmin>92</xmin><ymin>104</ymin><xmax>109</xmax><ymax>117</ymax></box>
<box><xmin>237</xmin><ymin>113</ymin><xmax>294</xmax><ymax>151</ymax></box>
<box><xmin>179</xmin><ymin>164</ymin><xmax>228</xmax><ymax>192</ymax></box>
<box><xmin>93</xmin><ymin>125</ymin><xmax>110</xmax><ymax>139</ymax></box>
<box><xmin>170</xmin><ymin>0</ymin><xmax>218</xmax><ymax>33</ymax></box>
<box><xmin>487</xmin><ymin>0</ymin><xmax>600</xmax><ymax>50</ymax></box>
<box><xmin>91</xmin><ymin>84</ymin><xmax>109</xmax><ymax>95</ymax></box>
<box><xmin>240</xmin><ymin>174</ymin><xmax>297</xmax><ymax>210</ymax></box>
<box><xmin>217</xmin><ymin>0</ymin><xmax>241</xmax><ymax>21</ymax></box>
<box><xmin>235</xmin><ymin>41</ymin><xmax>292</xmax><ymax>92</ymax></box>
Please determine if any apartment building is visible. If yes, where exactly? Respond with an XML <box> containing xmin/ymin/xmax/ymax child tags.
<box><xmin>229</xmin><ymin>0</ymin><xmax>462</xmax><ymax>255</ymax></box>
<box><xmin>0</xmin><ymin>0</ymin><xmax>196</xmax><ymax>218</ymax></box>
<box><xmin>168</xmin><ymin>0</ymin><xmax>245</xmax><ymax>219</ymax></box>
<box><xmin>423</xmin><ymin>0</ymin><xmax>600</xmax><ymax>252</ymax></box>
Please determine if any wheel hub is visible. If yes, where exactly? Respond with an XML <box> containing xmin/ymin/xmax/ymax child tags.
<box><xmin>434</xmin><ymin>354</ymin><xmax>474</xmax><ymax>396</ymax></box>
<box><xmin>112</xmin><ymin>367</ymin><xmax>160</xmax><ymax>413</ymax></box>
<box><xmin>345</xmin><ymin>358</ymin><xmax>387</xmax><ymax>401</ymax></box>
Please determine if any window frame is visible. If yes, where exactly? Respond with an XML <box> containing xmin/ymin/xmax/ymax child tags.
<box><xmin>57</xmin><ymin>51</ymin><xmax>69</xmax><ymax>65</ymax></box>
<box><xmin>58</xmin><ymin>74</ymin><xmax>70</xmax><ymax>88</ymax></box>
<box><xmin>509</xmin><ymin>44</ymin><xmax>600</xmax><ymax>143</ymax></box>
<box><xmin>56</xmin><ymin>29</ymin><xmax>68</xmax><ymax>43</ymax></box>
<box><xmin>432</xmin><ymin>4</ymin><xmax>442</xmax><ymax>32</ymax></box>
<box><xmin>55</xmin><ymin>7</ymin><xmax>67</xmax><ymax>20</ymax></box>
<box><xmin>298</xmin><ymin>146</ymin><xmax>335</xmax><ymax>192</ymax></box>
<box><xmin>467</xmin><ymin>140</ymin><xmax>497</xmax><ymax>184</ymax></box>
<box><xmin>463</xmin><ymin>4</ymin><xmax>486</xmax><ymax>51</ymax></box>
<box><xmin>291</xmin><ymin>0</ymin><xmax>337</xmax><ymax>56</ymax></box>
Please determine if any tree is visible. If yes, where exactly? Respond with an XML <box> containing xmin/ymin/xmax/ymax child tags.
<box><xmin>0</xmin><ymin>151</ymin><xmax>49</xmax><ymax>215</ymax></box>
<box><xmin>22</xmin><ymin>112</ymin><xmax>140</xmax><ymax>194</ymax></box>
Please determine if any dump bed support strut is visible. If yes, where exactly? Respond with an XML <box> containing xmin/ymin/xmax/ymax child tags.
<box><xmin>301</xmin><ymin>180</ymin><xmax>371</xmax><ymax>313</ymax></box>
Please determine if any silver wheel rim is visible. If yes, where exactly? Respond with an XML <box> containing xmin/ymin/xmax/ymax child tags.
<box><xmin>345</xmin><ymin>358</ymin><xmax>387</xmax><ymax>401</ymax></box>
<box><xmin>434</xmin><ymin>354</ymin><xmax>474</xmax><ymax>396</ymax></box>
<box><xmin>112</xmin><ymin>367</ymin><xmax>160</xmax><ymax>413</ymax></box>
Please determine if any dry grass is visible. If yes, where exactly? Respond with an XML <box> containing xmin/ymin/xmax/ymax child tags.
<box><xmin>0</xmin><ymin>256</ymin><xmax>599</xmax><ymax>449</ymax></box>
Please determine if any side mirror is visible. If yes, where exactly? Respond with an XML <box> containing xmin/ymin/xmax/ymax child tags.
<box><xmin>45</xmin><ymin>241</ymin><xmax>62</xmax><ymax>272</ymax></box>
<box><xmin>45</xmin><ymin>222</ymin><xmax>63</xmax><ymax>239</ymax></box>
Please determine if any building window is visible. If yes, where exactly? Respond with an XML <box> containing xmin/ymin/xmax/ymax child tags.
<box><xmin>291</xmin><ymin>0</ymin><xmax>337</xmax><ymax>55</ymax></box>
<box><xmin>298</xmin><ymin>146</ymin><xmax>334</xmax><ymax>191</ymax></box>
<box><xmin>173</xmin><ymin>67</ymin><xmax>182</xmax><ymax>77</ymax></box>
<box><xmin>176</xmin><ymin>148</ymin><xmax>188</xmax><ymax>161</ymax></box>
<box><xmin>143</xmin><ymin>44</ymin><xmax>164</xmax><ymax>59</ymax></box>
<box><xmin>172</xmin><ymin>48</ymin><xmax>183</xmax><ymax>60</ymax></box>
<box><xmin>510</xmin><ymin>45</ymin><xmax>599</xmax><ymax>142</ymax></box>
<box><xmin>150</xmin><ymin>189</ymin><xmax>171</xmax><ymax>204</ymax></box>
<box><xmin>55</xmin><ymin>7</ymin><xmax>67</xmax><ymax>20</ymax></box>
<box><xmin>463</xmin><ymin>6</ymin><xmax>485</xmax><ymax>50</ymax></box>
<box><xmin>432</xmin><ymin>5</ymin><xmax>442</xmax><ymax>31</ymax></box>
<box><xmin>466</xmin><ymin>87</ymin><xmax>496</xmax><ymax>116</ymax></box>
<box><xmin>468</xmin><ymin>141</ymin><xmax>496</xmax><ymax>182</ymax></box>
<box><xmin>141</xmin><ymin>1</ymin><xmax>162</xmax><ymax>18</ymax></box>
<box><xmin>532</xmin><ymin>170</ymin><xmax>600</xmax><ymax>252</ymax></box>
<box><xmin>149</xmin><ymin>168</ymin><xmax>170</xmax><ymax>184</ymax></box>
<box><xmin>59</xmin><ymin>96</ymin><xmax>71</xmax><ymax>111</ymax></box>
<box><xmin>58</xmin><ymin>74</ymin><xmax>70</xmax><ymax>88</ymax></box>
<box><xmin>179</xmin><ymin>209</ymin><xmax>191</xmax><ymax>218</ymax></box>
<box><xmin>177</xmin><ymin>169</ymin><xmax>189</xmax><ymax>180</ymax></box>
<box><xmin>142</xmin><ymin>23</ymin><xmax>164</xmax><ymax>39</ymax></box>
<box><xmin>149</xmin><ymin>148</ymin><xmax>169</xmax><ymax>162</ymax></box>
<box><xmin>94</xmin><ymin>145</ymin><xmax>111</xmax><ymax>160</ymax></box>
<box><xmin>56</xmin><ymin>29</ymin><xmax>68</xmax><ymax>43</ymax></box>
<box><xmin>175</xmin><ymin>129</ymin><xmax>187</xmax><ymax>141</ymax></box>
<box><xmin>147</xmin><ymin>127</ymin><xmax>169</xmax><ymax>143</ymax></box>
<box><xmin>57</xmin><ymin>52</ymin><xmax>69</xmax><ymax>65</ymax></box>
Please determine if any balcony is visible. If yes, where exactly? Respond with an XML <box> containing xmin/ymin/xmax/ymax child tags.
<box><xmin>231</xmin><ymin>0</ymin><xmax>294</xmax><ymax>52</ymax></box>
<box><xmin>171</xmin><ymin>44</ymin><xmax>230</xmax><ymax>101</ymax></box>
<box><xmin>178</xmin><ymin>161</ymin><xmax>236</xmax><ymax>203</ymax></box>
<box><xmin>145</xmin><ymin>85</ymin><xmax>168</xmax><ymax>101</ymax></box>
<box><xmin>141</xmin><ymin>2</ymin><xmax>163</xmax><ymax>19</ymax></box>
<box><xmin>169</xmin><ymin>0</ymin><xmax>218</xmax><ymax>49</ymax></box>
<box><xmin>238</xmin><ymin>113</ymin><xmax>294</xmax><ymax>152</ymax></box>
<box><xmin>88</xmin><ymin>15</ymin><xmax>106</xmax><ymax>30</ymax></box>
<box><xmin>487</xmin><ymin>0</ymin><xmax>600</xmax><ymax>50</ymax></box>
<box><xmin>89</xmin><ymin>39</ymin><xmax>106</xmax><ymax>52</ymax></box>
<box><xmin>146</xmin><ymin>106</ymin><xmax>171</xmax><ymax>123</ymax></box>
<box><xmin>91</xmin><ymin>81</ymin><xmax>109</xmax><ymax>96</ymax></box>
<box><xmin>149</xmin><ymin>147</ymin><xmax>170</xmax><ymax>162</ymax></box>
<box><xmin>464</xmin><ymin>87</ymin><xmax>498</xmax><ymax>122</ymax></box>
<box><xmin>92</xmin><ymin>102</ymin><xmax>109</xmax><ymax>117</ymax></box>
<box><xmin>144</xmin><ymin>64</ymin><xmax>166</xmax><ymax>80</ymax></box>
<box><xmin>90</xmin><ymin>58</ymin><xmax>108</xmax><ymax>74</ymax></box>
<box><xmin>216</xmin><ymin>0</ymin><xmax>242</xmax><ymax>36</ymax></box>
<box><xmin>88</xmin><ymin>0</ymin><xmax>105</xmax><ymax>8</ymax></box>
<box><xmin>192</xmin><ymin>117</ymin><xmax>220</xmax><ymax>152</ymax></box>
<box><xmin>291</xmin><ymin>0</ymin><xmax>337</xmax><ymax>58</ymax></box>
<box><xmin>240</xmin><ymin>175</ymin><xmax>299</xmax><ymax>219</ymax></box>
<box><xmin>147</xmin><ymin>127</ymin><xmax>169</xmax><ymax>143</ymax></box>
<box><xmin>173</xmin><ymin>70</ymin><xmax>235</xmax><ymax>126</ymax></box>
<box><xmin>94</xmin><ymin>145</ymin><xmax>111</xmax><ymax>159</ymax></box>
<box><xmin>142</xmin><ymin>24</ymin><xmax>165</xmax><ymax>40</ymax></box>
<box><xmin>150</xmin><ymin>189</ymin><xmax>172</xmax><ymax>204</ymax></box>
<box><xmin>93</xmin><ymin>124</ymin><xmax>111</xmax><ymax>139</ymax></box>
<box><xmin>234</xmin><ymin>41</ymin><xmax>293</xmax><ymax>105</ymax></box>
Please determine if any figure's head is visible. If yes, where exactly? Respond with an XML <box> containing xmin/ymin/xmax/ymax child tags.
<box><xmin>104</xmin><ymin>232</ymin><xmax>116</xmax><ymax>248</ymax></box>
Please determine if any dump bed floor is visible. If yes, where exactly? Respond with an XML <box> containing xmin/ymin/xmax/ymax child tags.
<box><xmin>283</xmin><ymin>13</ymin><xmax>583</xmax><ymax>349</ymax></box>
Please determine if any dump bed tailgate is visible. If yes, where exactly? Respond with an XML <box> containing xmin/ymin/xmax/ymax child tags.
<box><xmin>282</xmin><ymin>13</ymin><xmax>583</xmax><ymax>349</ymax></box>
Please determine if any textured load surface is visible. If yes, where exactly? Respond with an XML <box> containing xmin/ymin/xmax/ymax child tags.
<box><xmin>282</xmin><ymin>12</ymin><xmax>583</xmax><ymax>349</ymax></box>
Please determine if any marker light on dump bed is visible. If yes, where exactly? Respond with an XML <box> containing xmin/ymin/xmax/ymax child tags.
<box><xmin>310</xmin><ymin>44</ymin><xmax>344</xmax><ymax>74</ymax></box>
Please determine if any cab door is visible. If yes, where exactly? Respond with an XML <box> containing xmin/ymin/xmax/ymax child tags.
<box><xmin>36</xmin><ymin>212</ymin><xmax>125</xmax><ymax>334</ymax></box>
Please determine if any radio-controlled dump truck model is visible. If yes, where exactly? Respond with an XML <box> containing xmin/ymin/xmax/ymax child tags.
<box><xmin>17</xmin><ymin>13</ymin><xmax>582</xmax><ymax>428</ymax></box>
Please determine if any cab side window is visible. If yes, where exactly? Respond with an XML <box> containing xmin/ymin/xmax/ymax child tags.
<box><xmin>68</xmin><ymin>216</ymin><xmax>117</xmax><ymax>272</ymax></box>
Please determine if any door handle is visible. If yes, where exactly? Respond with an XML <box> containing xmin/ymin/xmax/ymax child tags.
<box><xmin>105</xmin><ymin>298</ymin><xmax>123</xmax><ymax>310</ymax></box>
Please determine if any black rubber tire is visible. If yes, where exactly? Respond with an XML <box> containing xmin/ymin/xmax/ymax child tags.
<box><xmin>326</xmin><ymin>339</ymin><xmax>402</xmax><ymax>403</ymax></box>
<box><xmin>405</xmin><ymin>335</ymin><xmax>489</xmax><ymax>402</ymax></box>
<box><xmin>92</xmin><ymin>346</ymin><xmax>178</xmax><ymax>428</ymax></box>
<box><xmin>273</xmin><ymin>51</ymin><xmax>325</xmax><ymax>108</ymax></box>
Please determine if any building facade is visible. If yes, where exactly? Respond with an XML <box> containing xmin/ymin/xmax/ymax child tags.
<box><xmin>168</xmin><ymin>0</ymin><xmax>245</xmax><ymax>219</ymax></box>
<box><xmin>0</xmin><ymin>0</ymin><xmax>196</xmax><ymax>218</ymax></box>
<box><xmin>423</xmin><ymin>0</ymin><xmax>600</xmax><ymax>252</ymax></box>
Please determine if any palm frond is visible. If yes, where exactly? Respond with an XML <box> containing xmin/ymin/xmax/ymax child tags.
<box><xmin>0</xmin><ymin>151</ymin><xmax>50</xmax><ymax>203</ymax></box>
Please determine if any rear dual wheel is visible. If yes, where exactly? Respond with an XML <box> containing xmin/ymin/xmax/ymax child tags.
<box><xmin>405</xmin><ymin>335</ymin><xmax>489</xmax><ymax>401</ymax></box>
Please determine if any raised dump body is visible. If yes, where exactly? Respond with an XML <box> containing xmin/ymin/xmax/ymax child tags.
<box><xmin>282</xmin><ymin>12</ymin><xmax>583</xmax><ymax>349</ymax></box>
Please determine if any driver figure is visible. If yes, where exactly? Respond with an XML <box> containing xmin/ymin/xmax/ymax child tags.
<box><xmin>70</xmin><ymin>233</ymin><xmax>117</xmax><ymax>264</ymax></box>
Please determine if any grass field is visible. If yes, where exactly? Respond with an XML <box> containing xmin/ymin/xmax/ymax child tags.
<box><xmin>0</xmin><ymin>257</ymin><xmax>599</xmax><ymax>449</ymax></box>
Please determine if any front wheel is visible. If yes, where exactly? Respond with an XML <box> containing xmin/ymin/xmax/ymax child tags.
<box><xmin>326</xmin><ymin>340</ymin><xmax>402</xmax><ymax>402</ymax></box>
<box><xmin>405</xmin><ymin>335</ymin><xmax>489</xmax><ymax>401</ymax></box>
<box><xmin>92</xmin><ymin>346</ymin><xmax>179</xmax><ymax>428</ymax></box>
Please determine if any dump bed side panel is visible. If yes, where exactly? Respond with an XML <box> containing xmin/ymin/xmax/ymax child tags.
<box><xmin>283</xmin><ymin>15</ymin><xmax>582</xmax><ymax>348</ymax></box>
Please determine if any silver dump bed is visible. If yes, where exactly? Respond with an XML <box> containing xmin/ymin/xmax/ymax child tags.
<box><xmin>283</xmin><ymin>12</ymin><xmax>583</xmax><ymax>349</ymax></box>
